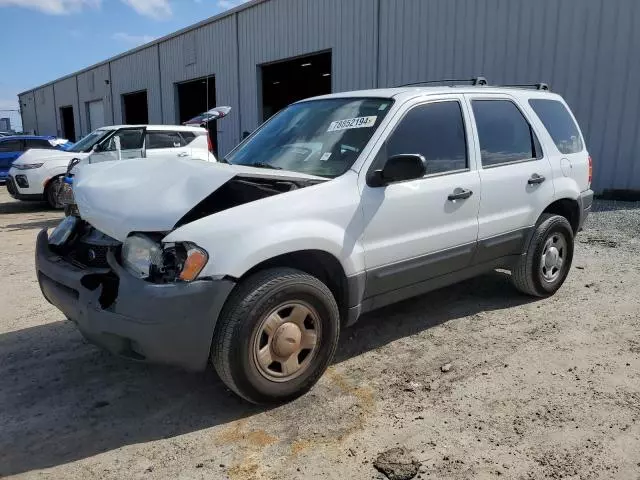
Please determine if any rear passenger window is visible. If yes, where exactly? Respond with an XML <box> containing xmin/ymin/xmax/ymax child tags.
<box><xmin>472</xmin><ymin>100</ymin><xmax>542</xmax><ymax>167</ymax></box>
<box><xmin>387</xmin><ymin>101</ymin><xmax>468</xmax><ymax>175</ymax></box>
<box><xmin>0</xmin><ymin>140</ymin><xmax>23</xmax><ymax>152</ymax></box>
<box><xmin>25</xmin><ymin>139</ymin><xmax>55</xmax><ymax>149</ymax></box>
<box><xmin>146</xmin><ymin>131</ymin><xmax>184</xmax><ymax>149</ymax></box>
<box><xmin>529</xmin><ymin>99</ymin><xmax>583</xmax><ymax>154</ymax></box>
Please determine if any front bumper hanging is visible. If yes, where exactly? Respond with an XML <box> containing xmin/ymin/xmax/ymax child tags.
<box><xmin>35</xmin><ymin>229</ymin><xmax>235</xmax><ymax>371</ymax></box>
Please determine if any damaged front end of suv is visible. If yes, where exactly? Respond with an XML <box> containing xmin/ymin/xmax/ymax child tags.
<box><xmin>36</xmin><ymin>157</ymin><xmax>326</xmax><ymax>370</ymax></box>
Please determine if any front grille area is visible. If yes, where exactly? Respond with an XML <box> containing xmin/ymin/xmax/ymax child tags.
<box><xmin>72</xmin><ymin>243</ymin><xmax>110</xmax><ymax>268</ymax></box>
<box><xmin>60</xmin><ymin>222</ymin><xmax>121</xmax><ymax>269</ymax></box>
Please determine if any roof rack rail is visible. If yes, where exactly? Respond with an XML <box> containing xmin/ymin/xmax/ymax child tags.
<box><xmin>502</xmin><ymin>83</ymin><xmax>550</xmax><ymax>91</ymax></box>
<box><xmin>398</xmin><ymin>76</ymin><xmax>488</xmax><ymax>87</ymax></box>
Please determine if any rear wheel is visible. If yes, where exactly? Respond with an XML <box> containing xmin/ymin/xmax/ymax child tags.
<box><xmin>211</xmin><ymin>268</ymin><xmax>340</xmax><ymax>404</ymax></box>
<box><xmin>511</xmin><ymin>214</ymin><xmax>574</xmax><ymax>297</ymax></box>
<box><xmin>44</xmin><ymin>177</ymin><xmax>64</xmax><ymax>210</ymax></box>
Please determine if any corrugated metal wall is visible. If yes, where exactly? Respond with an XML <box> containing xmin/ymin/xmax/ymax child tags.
<box><xmin>18</xmin><ymin>0</ymin><xmax>640</xmax><ymax>192</ymax></box>
<box><xmin>110</xmin><ymin>46</ymin><xmax>163</xmax><ymax>125</ymax></box>
<box><xmin>18</xmin><ymin>92</ymin><xmax>37</xmax><ymax>134</ymax></box>
<box><xmin>377</xmin><ymin>0</ymin><xmax>640</xmax><ymax>193</ymax></box>
<box><xmin>33</xmin><ymin>85</ymin><xmax>57</xmax><ymax>136</ymax></box>
<box><xmin>77</xmin><ymin>64</ymin><xmax>112</xmax><ymax>135</ymax></box>
<box><xmin>53</xmin><ymin>77</ymin><xmax>81</xmax><ymax>140</ymax></box>
<box><xmin>159</xmin><ymin>15</ymin><xmax>239</xmax><ymax>154</ymax></box>
<box><xmin>237</xmin><ymin>0</ymin><xmax>377</xmax><ymax>134</ymax></box>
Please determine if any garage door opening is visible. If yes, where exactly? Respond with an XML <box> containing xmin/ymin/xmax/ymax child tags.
<box><xmin>122</xmin><ymin>90</ymin><xmax>149</xmax><ymax>125</ymax></box>
<box><xmin>176</xmin><ymin>76</ymin><xmax>218</xmax><ymax>155</ymax></box>
<box><xmin>60</xmin><ymin>106</ymin><xmax>76</xmax><ymax>142</ymax></box>
<box><xmin>261</xmin><ymin>51</ymin><xmax>332</xmax><ymax>121</ymax></box>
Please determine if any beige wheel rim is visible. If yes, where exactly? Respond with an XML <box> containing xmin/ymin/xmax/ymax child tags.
<box><xmin>252</xmin><ymin>301</ymin><xmax>321</xmax><ymax>382</ymax></box>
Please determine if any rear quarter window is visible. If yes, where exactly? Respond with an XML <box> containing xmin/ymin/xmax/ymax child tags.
<box><xmin>528</xmin><ymin>99</ymin><xmax>584</xmax><ymax>154</ymax></box>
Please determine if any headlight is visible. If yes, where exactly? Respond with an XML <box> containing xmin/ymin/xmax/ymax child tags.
<box><xmin>13</xmin><ymin>163</ymin><xmax>44</xmax><ymax>170</ymax></box>
<box><xmin>122</xmin><ymin>234</ymin><xmax>163</xmax><ymax>279</ymax></box>
<box><xmin>121</xmin><ymin>234</ymin><xmax>208</xmax><ymax>282</ymax></box>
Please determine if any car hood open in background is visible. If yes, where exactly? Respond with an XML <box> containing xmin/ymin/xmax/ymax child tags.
<box><xmin>73</xmin><ymin>157</ymin><xmax>325</xmax><ymax>241</ymax></box>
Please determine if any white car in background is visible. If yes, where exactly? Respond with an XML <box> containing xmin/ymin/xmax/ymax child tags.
<box><xmin>7</xmin><ymin>125</ymin><xmax>215</xmax><ymax>208</ymax></box>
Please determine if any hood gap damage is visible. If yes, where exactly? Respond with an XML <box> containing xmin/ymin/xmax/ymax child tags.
<box><xmin>175</xmin><ymin>175</ymin><xmax>322</xmax><ymax>228</ymax></box>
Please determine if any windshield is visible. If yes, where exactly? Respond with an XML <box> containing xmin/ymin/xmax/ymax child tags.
<box><xmin>225</xmin><ymin>97</ymin><xmax>393</xmax><ymax>178</ymax></box>
<box><xmin>67</xmin><ymin>129</ymin><xmax>112</xmax><ymax>153</ymax></box>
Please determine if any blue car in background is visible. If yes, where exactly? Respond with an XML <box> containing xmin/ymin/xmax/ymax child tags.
<box><xmin>0</xmin><ymin>135</ymin><xmax>70</xmax><ymax>183</ymax></box>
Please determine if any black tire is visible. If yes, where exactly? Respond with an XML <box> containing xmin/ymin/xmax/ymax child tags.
<box><xmin>44</xmin><ymin>176</ymin><xmax>64</xmax><ymax>210</ymax></box>
<box><xmin>511</xmin><ymin>213</ymin><xmax>574</xmax><ymax>297</ymax></box>
<box><xmin>211</xmin><ymin>267</ymin><xmax>340</xmax><ymax>404</ymax></box>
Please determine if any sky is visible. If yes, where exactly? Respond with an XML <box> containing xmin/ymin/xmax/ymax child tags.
<box><xmin>0</xmin><ymin>0</ymin><xmax>250</xmax><ymax>131</ymax></box>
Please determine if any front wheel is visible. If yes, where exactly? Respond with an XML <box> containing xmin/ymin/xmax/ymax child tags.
<box><xmin>511</xmin><ymin>213</ymin><xmax>574</xmax><ymax>297</ymax></box>
<box><xmin>44</xmin><ymin>177</ymin><xmax>64</xmax><ymax>210</ymax></box>
<box><xmin>211</xmin><ymin>268</ymin><xmax>340</xmax><ymax>404</ymax></box>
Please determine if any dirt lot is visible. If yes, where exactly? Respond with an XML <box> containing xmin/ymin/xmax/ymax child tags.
<box><xmin>1</xmin><ymin>188</ymin><xmax>639</xmax><ymax>480</ymax></box>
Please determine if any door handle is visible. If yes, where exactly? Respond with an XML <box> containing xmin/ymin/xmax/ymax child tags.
<box><xmin>447</xmin><ymin>188</ymin><xmax>473</xmax><ymax>201</ymax></box>
<box><xmin>528</xmin><ymin>174</ymin><xmax>546</xmax><ymax>185</ymax></box>
<box><xmin>177</xmin><ymin>152</ymin><xmax>189</xmax><ymax>157</ymax></box>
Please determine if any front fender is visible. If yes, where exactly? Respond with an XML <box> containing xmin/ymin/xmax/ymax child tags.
<box><xmin>173</xmin><ymin>219</ymin><xmax>365</xmax><ymax>279</ymax></box>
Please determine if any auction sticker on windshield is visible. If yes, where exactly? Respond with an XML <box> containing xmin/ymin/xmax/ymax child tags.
<box><xmin>327</xmin><ymin>116</ymin><xmax>377</xmax><ymax>132</ymax></box>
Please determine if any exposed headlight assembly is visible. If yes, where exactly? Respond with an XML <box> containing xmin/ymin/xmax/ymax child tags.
<box><xmin>121</xmin><ymin>234</ymin><xmax>208</xmax><ymax>282</ymax></box>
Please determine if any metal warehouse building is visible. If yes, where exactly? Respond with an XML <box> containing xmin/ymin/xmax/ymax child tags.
<box><xmin>19</xmin><ymin>0</ymin><xmax>640</xmax><ymax>194</ymax></box>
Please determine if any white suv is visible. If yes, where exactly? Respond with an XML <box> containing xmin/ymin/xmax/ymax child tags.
<box><xmin>36</xmin><ymin>81</ymin><xmax>593</xmax><ymax>404</ymax></box>
<box><xmin>8</xmin><ymin>125</ymin><xmax>214</xmax><ymax>208</ymax></box>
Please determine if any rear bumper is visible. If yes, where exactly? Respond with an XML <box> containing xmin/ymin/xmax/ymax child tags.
<box><xmin>577</xmin><ymin>189</ymin><xmax>594</xmax><ymax>231</ymax></box>
<box><xmin>35</xmin><ymin>229</ymin><xmax>235</xmax><ymax>371</ymax></box>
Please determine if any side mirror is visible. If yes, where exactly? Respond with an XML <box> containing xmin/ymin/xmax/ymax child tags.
<box><xmin>368</xmin><ymin>154</ymin><xmax>427</xmax><ymax>187</ymax></box>
<box><xmin>92</xmin><ymin>143</ymin><xmax>103</xmax><ymax>153</ymax></box>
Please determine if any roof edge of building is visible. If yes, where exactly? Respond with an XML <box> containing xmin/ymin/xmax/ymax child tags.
<box><xmin>18</xmin><ymin>0</ymin><xmax>267</xmax><ymax>97</ymax></box>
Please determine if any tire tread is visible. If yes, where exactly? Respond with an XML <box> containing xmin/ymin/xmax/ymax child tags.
<box><xmin>511</xmin><ymin>213</ymin><xmax>573</xmax><ymax>297</ymax></box>
<box><xmin>211</xmin><ymin>267</ymin><xmax>339</xmax><ymax>404</ymax></box>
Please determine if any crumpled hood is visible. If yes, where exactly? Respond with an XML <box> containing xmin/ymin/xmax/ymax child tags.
<box><xmin>73</xmin><ymin>157</ymin><xmax>324</xmax><ymax>241</ymax></box>
<box><xmin>13</xmin><ymin>148</ymin><xmax>86</xmax><ymax>166</ymax></box>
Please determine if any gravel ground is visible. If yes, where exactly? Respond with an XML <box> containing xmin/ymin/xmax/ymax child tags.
<box><xmin>0</xmin><ymin>189</ymin><xmax>639</xmax><ymax>480</ymax></box>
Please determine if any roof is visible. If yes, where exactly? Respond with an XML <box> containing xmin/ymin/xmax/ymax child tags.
<box><xmin>18</xmin><ymin>0</ymin><xmax>269</xmax><ymax>96</ymax></box>
<box><xmin>0</xmin><ymin>135</ymin><xmax>58</xmax><ymax>141</ymax></box>
<box><xmin>304</xmin><ymin>85</ymin><xmax>559</xmax><ymax>103</ymax></box>
<box><xmin>96</xmin><ymin>125</ymin><xmax>207</xmax><ymax>132</ymax></box>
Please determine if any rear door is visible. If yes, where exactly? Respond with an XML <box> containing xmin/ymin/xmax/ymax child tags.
<box><xmin>144</xmin><ymin>130</ymin><xmax>190</xmax><ymax>159</ymax></box>
<box><xmin>464</xmin><ymin>94</ymin><xmax>555</xmax><ymax>263</ymax></box>
<box><xmin>88</xmin><ymin>127</ymin><xmax>145</xmax><ymax>163</ymax></box>
<box><xmin>0</xmin><ymin>139</ymin><xmax>25</xmax><ymax>178</ymax></box>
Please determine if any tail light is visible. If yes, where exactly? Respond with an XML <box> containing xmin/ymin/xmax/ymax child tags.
<box><xmin>207</xmin><ymin>134</ymin><xmax>213</xmax><ymax>153</ymax></box>
<box><xmin>588</xmin><ymin>155</ymin><xmax>593</xmax><ymax>187</ymax></box>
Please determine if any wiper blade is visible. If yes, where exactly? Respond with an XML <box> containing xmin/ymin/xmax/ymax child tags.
<box><xmin>250</xmin><ymin>162</ymin><xmax>282</xmax><ymax>170</ymax></box>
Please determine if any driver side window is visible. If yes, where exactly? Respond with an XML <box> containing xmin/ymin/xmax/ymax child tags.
<box><xmin>102</xmin><ymin>129</ymin><xmax>145</xmax><ymax>151</ymax></box>
<box><xmin>387</xmin><ymin>101</ymin><xmax>468</xmax><ymax>175</ymax></box>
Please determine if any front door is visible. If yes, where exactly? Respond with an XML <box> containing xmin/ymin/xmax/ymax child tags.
<box><xmin>464</xmin><ymin>94</ymin><xmax>555</xmax><ymax>262</ymax></box>
<box><xmin>359</xmin><ymin>97</ymin><xmax>481</xmax><ymax>299</ymax></box>
<box><xmin>89</xmin><ymin>127</ymin><xmax>145</xmax><ymax>164</ymax></box>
